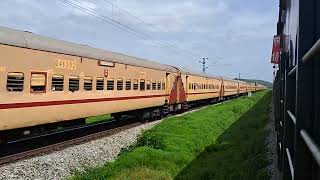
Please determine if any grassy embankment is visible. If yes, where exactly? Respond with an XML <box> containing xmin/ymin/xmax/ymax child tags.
<box><xmin>72</xmin><ymin>90</ymin><xmax>271</xmax><ymax>180</ymax></box>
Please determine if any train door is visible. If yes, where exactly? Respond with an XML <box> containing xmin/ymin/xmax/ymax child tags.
<box><xmin>219</xmin><ymin>77</ymin><xmax>224</xmax><ymax>99</ymax></box>
<box><xmin>185</xmin><ymin>75</ymin><xmax>189</xmax><ymax>98</ymax></box>
<box><xmin>166</xmin><ymin>73</ymin><xmax>170</xmax><ymax>95</ymax></box>
<box><xmin>168</xmin><ymin>73</ymin><xmax>186</xmax><ymax>105</ymax></box>
<box><xmin>237</xmin><ymin>81</ymin><xmax>240</xmax><ymax>95</ymax></box>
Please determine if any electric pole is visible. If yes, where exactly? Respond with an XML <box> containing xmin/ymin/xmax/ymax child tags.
<box><xmin>199</xmin><ymin>58</ymin><xmax>208</xmax><ymax>73</ymax></box>
<box><xmin>198</xmin><ymin>57</ymin><xmax>223</xmax><ymax>74</ymax></box>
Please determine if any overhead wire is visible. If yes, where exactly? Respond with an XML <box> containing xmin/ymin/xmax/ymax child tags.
<box><xmin>100</xmin><ymin>0</ymin><xmax>201</xmax><ymax>58</ymax></box>
<box><xmin>59</xmin><ymin>0</ymin><xmax>201</xmax><ymax>59</ymax></box>
<box><xmin>59</xmin><ymin>0</ymin><xmax>177</xmax><ymax>60</ymax></box>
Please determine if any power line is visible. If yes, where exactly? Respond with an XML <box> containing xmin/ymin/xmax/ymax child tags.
<box><xmin>60</xmin><ymin>0</ymin><xmax>150</xmax><ymax>41</ymax></box>
<box><xmin>59</xmin><ymin>0</ymin><xmax>201</xmax><ymax>59</ymax></box>
<box><xmin>59</xmin><ymin>0</ymin><xmax>175</xmax><ymax>61</ymax></box>
<box><xmin>100</xmin><ymin>0</ymin><xmax>201</xmax><ymax>58</ymax></box>
<box><xmin>65</xmin><ymin>0</ymin><xmax>162</xmax><ymax>45</ymax></box>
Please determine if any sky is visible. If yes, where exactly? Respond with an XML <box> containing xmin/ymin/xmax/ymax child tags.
<box><xmin>0</xmin><ymin>0</ymin><xmax>278</xmax><ymax>82</ymax></box>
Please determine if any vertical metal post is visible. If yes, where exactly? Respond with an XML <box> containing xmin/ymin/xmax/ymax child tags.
<box><xmin>202</xmin><ymin>58</ymin><xmax>206</xmax><ymax>73</ymax></box>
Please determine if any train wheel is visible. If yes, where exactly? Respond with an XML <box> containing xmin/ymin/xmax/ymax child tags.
<box><xmin>182</xmin><ymin>102</ymin><xmax>188</xmax><ymax>111</ymax></box>
<box><xmin>135</xmin><ymin>111</ymin><xmax>151</xmax><ymax>123</ymax></box>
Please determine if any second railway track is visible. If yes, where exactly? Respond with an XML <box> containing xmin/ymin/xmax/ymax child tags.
<box><xmin>0</xmin><ymin>116</ymin><xmax>143</xmax><ymax>166</ymax></box>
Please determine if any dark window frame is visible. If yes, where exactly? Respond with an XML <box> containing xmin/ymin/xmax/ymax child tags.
<box><xmin>6</xmin><ymin>72</ymin><xmax>24</xmax><ymax>92</ymax></box>
<box><xmin>140</xmin><ymin>79</ymin><xmax>145</xmax><ymax>91</ymax></box>
<box><xmin>69</xmin><ymin>75</ymin><xmax>80</xmax><ymax>92</ymax></box>
<box><xmin>107</xmin><ymin>78</ymin><xmax>114</xmax><ymax>90</ymax></box>
<box><xmin>30</xmin><ymin>72</ymin><xmax>47</xmax><ymax>93</ymax></box>
<box><xmin>157</xmin><ymin>81</ymin><xmax>161</xmax><ymax>90</ymax></box>
<box><xmin>126</xmin><ymin>79</ymin><xmax>132</xmax><ymax>90</ymax></box>
<box><xmin>52</xmin><ymin>74</ymin><xmax>64</xmax><ymax>92</ymax></box>
<box><xmin>84</xmin><ymin>76</ymin><xmax>93</xmax><ymax>91</ymax></box>
<box><xmin>146</xmin><ymin>80</ymin><xmax>151</xmax><ymax>90</ymax></box>
<box><xmin>117</xmin><ymin>78</ymin><xmax>123</xmax><ymax>90</ymax></box>
<box><xmin>133</xmin><ymin>79</ymin><xmax>139</xmax><ymax>90</ymax></box>
<box><xmin>96</xmin><ymin>77</ymin><xmax>104</xmax><ymax>91</ymax></box>
<box><xmin>152</xmin><ymin>81</ymin><xmax>157</xmax><ymax>90</ymax></box>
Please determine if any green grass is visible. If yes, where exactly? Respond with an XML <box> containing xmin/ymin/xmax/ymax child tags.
<box><xmin>71</xmin><ymin>90</ymin><xmax>271</xmax><ymax>180</ymax></box>
<box><xmin>86</xmin><ymin>114</ymin><xmax>112</xmax><ymax>124</ymax></box>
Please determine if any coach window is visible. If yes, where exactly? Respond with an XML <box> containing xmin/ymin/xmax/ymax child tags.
<box><xmin>52</xmin><ymin>75</ymin><xmax>64</xmax><ymax>91</ymax></box>
<box><xmin>7</xmin><ymin>72</ymin><xmax>24</xmax><ymax>92</ymax></box>
<box><xmin>126</xmin><ymin>79</ymin><xmax>131</xmax><ymax>90</ymax></box>
<box><xmin>30</xmin><ymin>73</ymin><xmax>47</xmax><ymax>93</ymax></box>
<box><xmin>162</xmin><ymin>82</ymin><xmax>165</xmax><ymax>90</ymax></box>
<box><xmin>152</xmin><ymin>81</ymin><xmax>156</xmax><ymax>90</ymax></box>
<box><xmin>107</xmin><ymin>78</ymin><xmax>114</xmax><ymax>90</ymax></box>
<box><xmin>84</xmin><ymin>77</ymin><xmax>93</xmax><ymax>91</ymax></box>
<box><xmin>146</xmin><ymin>80</ymin><xmax>151</xmax><ymax>90</ymax></box>
<box><xmin>69</xmin><ymin>76</ymin><xmax>79</xmax><ymax>92</ymax></box>
<box><xmin>117</xmin><ymin>79</ymin><xmax>123</xmax><ymax>90</ymax></box>
<box><xmin>96</xmin><ymin>77</ymin><xmax>104</xmax><ymax>91</ymax></box>
<box><xmin>140</xmin><ymin>79</ymin><xmax>145</xmax><ymax>91</ymax></box>
<box><xmin>133</xmin><ymin>79</ymin><xmax>139</xmax><ymax>90</ymax></box>
<box><xmin>157</xmin><ymin>81</ymin><xmax>161</xmax><ymax>90</ymax></box>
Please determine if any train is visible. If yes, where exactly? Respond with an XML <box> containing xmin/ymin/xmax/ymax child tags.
<box><xmin>273</xmin><ymin>0</ymin><xmax>320</xmax><ymax>179</ymax></box>
<box><xmin>0</xmin><ymin>26</ymin><xmax>266</xmax><ymax>143</ymax></box>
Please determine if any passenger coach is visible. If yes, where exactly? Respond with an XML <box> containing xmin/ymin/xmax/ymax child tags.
<box><xmin>0</xmin><ymin>26</ymin><xmax>265</xmax><ymax>142</ymax></box>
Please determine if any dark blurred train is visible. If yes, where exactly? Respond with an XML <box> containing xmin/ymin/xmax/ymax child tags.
<box><xmin>273</xmin><ymin>0</ymin><xmax>320</xmax><ymax>179</ymax></box>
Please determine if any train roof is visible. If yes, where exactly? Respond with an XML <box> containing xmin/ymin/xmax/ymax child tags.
<box><xmin>180</xmin><ymin>70</ymin><xmax>254</xmax><ymax>84</ymax></box>
<box><xmin>0</xmin><ymin>26</ymin><xmax>177</xmax><ymax>72</ymax></box>
<box><xmin>179</xmin><ymin>68</ymin><xmax>222</xmax><ymax>79</ymax></box>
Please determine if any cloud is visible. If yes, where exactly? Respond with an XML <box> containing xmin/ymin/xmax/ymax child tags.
<box><xmin>0</xmin><ymin>0</ymin><xmax>278</xmax><ymax>81</ymax></box>
<box><xmin>116</xmin><ymin>0</ymin><xmax>228</xmax><ymax>33</ymax></box>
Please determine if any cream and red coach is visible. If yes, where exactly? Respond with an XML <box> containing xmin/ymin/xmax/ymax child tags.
<box><xmin>0</xmin><ymin>27</ymin><xmax>185</xmax><ymax>139</ymax></box>
<box><xmin>0</xmin><ymin>26</ymin><xmax>265</xmax><ymax>142</ymax></box>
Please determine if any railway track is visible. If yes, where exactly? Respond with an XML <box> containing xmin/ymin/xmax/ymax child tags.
<box><xmin>0</xmin><ymin>117</ymin><xmax>143</xmax><ymax>166</ymax></box>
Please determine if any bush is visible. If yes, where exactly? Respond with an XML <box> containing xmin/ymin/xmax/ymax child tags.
<box><xmin>136</xmin><ymin>129</ymin><xmax>164</xmax><ymax>149</ymax></box>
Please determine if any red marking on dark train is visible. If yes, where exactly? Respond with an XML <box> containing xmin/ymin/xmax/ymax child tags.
<box><xmin>0</xmin><ymin>94</ymin><xmax>169</xmax><ymax>110</ymax></box>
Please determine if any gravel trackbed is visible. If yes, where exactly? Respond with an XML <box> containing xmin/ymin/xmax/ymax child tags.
<box><xmin>0</xmin><ymin>120</ymin><xmax>162</xmax><ymax>180</ymax></box>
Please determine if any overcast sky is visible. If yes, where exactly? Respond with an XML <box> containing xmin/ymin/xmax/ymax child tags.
<box><xmin>0</xmin><ymin>0</ymin><xmax>277</xmax><ymax>82</ymax></box>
